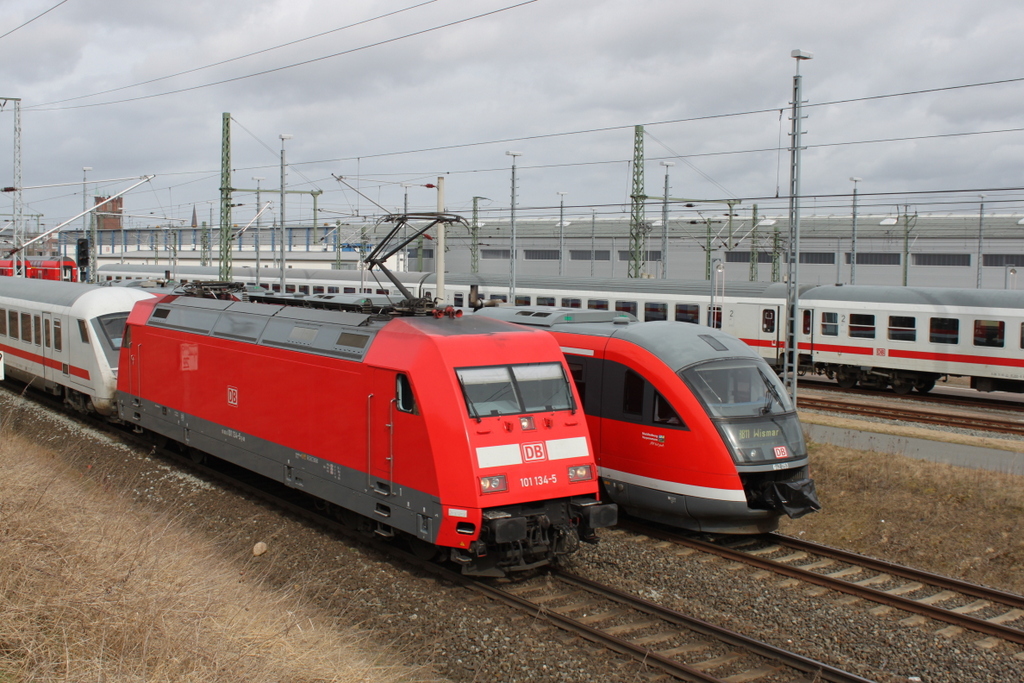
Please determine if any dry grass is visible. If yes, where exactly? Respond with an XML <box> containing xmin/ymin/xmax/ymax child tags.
<box><xmin>0</xmin><ymin>429</ymin><xmax>436</xmax><ymax>683</ymax></box>
<box><xmin>780</xmin><ymin>439</ymin><xmax>1024</xmax><ymax>595</ymax></box>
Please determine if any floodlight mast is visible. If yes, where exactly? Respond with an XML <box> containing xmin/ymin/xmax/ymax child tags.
<box><xmin>783</xmin><ymin>49</ymin><xmax>812</xmax><ymax>403</ymax></box>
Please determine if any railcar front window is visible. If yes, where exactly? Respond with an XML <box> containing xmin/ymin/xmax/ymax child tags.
<box><xmin>681</xmin><ymin>359</ymin><xmax>794</xmax><ymax>418</ymax></box>
<box><xmin>457</xmin><ymin>363</ymin><xmax>573</xmax><ymax>417</ymax></box>
<box><xmin>681</xmin><ymin>358</ymin><xmax>805</xmax><ymax>464</ymax></box>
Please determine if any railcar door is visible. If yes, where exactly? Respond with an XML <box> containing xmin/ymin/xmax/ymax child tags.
<box><xmin>368</xmin><ymin>369</ymin><xmax>398</xmax><ymax>496</ymax></box>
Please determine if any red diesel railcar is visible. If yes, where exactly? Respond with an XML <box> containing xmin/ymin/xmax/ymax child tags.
<box><xmin>116</xmin><ymin>291</ymin><xmax>615</xmax><ymax>576</ymax></box>
<box><xmin>478</xmin><ymin>308</ymin><xmax>819</xmax><ymax>534</ymax></box>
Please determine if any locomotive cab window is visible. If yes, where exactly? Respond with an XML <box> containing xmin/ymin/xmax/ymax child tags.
<box><xmin>77</xmin><ymin>319</ymin><xmax>90</xmax><ymax>344</ymax></box>
<box><xmin>567</xmin><ymin>362</ymin><xmax>586</xmax><ymax>409</ymax></box>
<box><xmin>974</xmin><ymin>320</ymin><xmax>1004</xmax><ymax>348</ymax></box>
<box><xmin>456</xmin><ymin>363</ymin><xmax>573</xmax><ymax>418</ymax></box>
<box><xmin>396</xmin><ymin>374</ymin><xmax>417</xmax><ymax>413</ymax></box>
<box><xmin>821</xmin><ymin>311</ymin><xmax>838</xmax><ymax>336</ymax></box>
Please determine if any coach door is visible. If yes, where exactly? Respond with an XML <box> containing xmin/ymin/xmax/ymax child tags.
<box><xmin>41</xmin><ymin>312</ymin><xmax>55</xmax><ymax>386</ymax></box>
<box><xmin>757</xmin><ymin>305</ymin><xmax>784</xmax><ymax>366</ymax></box>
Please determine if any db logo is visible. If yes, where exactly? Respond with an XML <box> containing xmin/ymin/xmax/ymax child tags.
<box><xmin>773</xmin><ymin>445</ymin><xmax>789</xmax><ymax>459</ymax></box>
<box><xmin>521</xmin><ymin>442</ymin><xmax>548</xmax><ymax>462</ymax></box>
<box><xmin>227</xmin><ymin>386</ymin><xmax>239</xmax><ymax>407</ymax></box>
<box><xmin>875</xmin><ymin>348</ymin><xmax>887</xmax><ymax>356</ymax></box>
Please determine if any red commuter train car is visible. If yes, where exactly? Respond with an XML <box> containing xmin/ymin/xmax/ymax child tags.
<box><xmin>478</xmin><ymin>308</ymin><xmax>819</xmax><ymax>534</ymax></box>
<box><xmin>0</xmin><ymin>258</ymin><xmax>78</xmax><ymax>281</ymax></box>
<box><xmin>117</xmin><ymin>291</ymin><xmax>615</xmax><ymax>576</ymax></box>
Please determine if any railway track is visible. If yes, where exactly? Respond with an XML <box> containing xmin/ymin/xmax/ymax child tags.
<box><xmin>621</xmin><ymin>521</ymin><xmax>1024</xmax><ymax>648</ymax></box>
<box><xmin>796</xmin><ymin>395</ymin><xmax>1024</xmax><ymax>437</ymax></box>
<box><xmin>488</xmin><ymin>569</ymin><xmax>873</xmax><ymax>683</ymax></box>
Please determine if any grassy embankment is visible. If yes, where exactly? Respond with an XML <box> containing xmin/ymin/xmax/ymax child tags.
<box><xmin>0</xmin><ymin>428</ymin><xmax>435</xmax><ymax>683</ymax></box>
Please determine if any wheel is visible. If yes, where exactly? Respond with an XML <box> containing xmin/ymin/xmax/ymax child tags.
<box><xmin>187</xmin><ymin>447</ymin><xmax>207</xmax><ymax>465</ymax></box>
<box><xmin>914</xmin><ymin>378</ymin><xmax>936</xmax><ymax>394</ymax></box>
<box><xmin>891</xmin><ymin>380</ymin><xmax>913</xmax><ymax>395</ymax></box>
<box><xmin>836</xmin><ymin>374</ymin><xmax>857</xmax><ymax>389</ymax></box>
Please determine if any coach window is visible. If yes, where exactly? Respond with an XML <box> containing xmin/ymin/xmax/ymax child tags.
<box><xmin>514</xmin><ymin>295</ymin><xmax>531</xmax><ymax>306</ymax></box>
<box><xmin>313</xmin><ymin>286</ymin><xmax>325</xmax><ymax>294</ymax></box>
<box><xmin>0</xmin><ymin>308</ymin><xmax>6</xmax><ymax>335</ymax></box>
<box><xmin>645</xmin><ymin>302</ymin><xmax>668</xmax><ymax>321</ymax></box>
<box><xmin>328</xmin><ymin>287</ymin><xmax>340</xmax><ymax>294</ymax></box>
<box><xmin>454</xmin><ymin>293</ymin><xmax>464</xmax><ymax>307</ymax></box>
<box><xmin>343</xmin><ymin>286</ymin><xmax>355</xmax><ymax>294</ymax></box>
<box><xmin>930</xmin><ymin>317</ymin><xmax>959</xmax><ymax>344</ymax></box>
<box><xmin>763</xmin><ymin>309</ymin><xmax>776</xmax><ymax>333</ymax></box>
<box><xmin>849</xmin><ymin>314</ymin><xmax>875</xmax><ymax>339</ymax></box>
<box><xmin>33</xmin><ymin>316</ymin><xmax>41</xmax><ymax>346</ymax></box>
<box><xmin>21</xmin><ymin>313</ymin><xmax>32</xmax><ymax>343</ymax></box>
<box><xmin>537</xmin><ymin>296</ymin><xmax>555</xmax><ymax>306</ymax></box>
<box><xmin>272</xmin><ymin>284</ymin><xmax>282</xmax><ymax>293</ymax></box>
<box><xmin>974</xmin><ymin>320</ymin><xmax>1004</xmax><ymax>348</ymax></box>
<box><xmin>588</xmin><ymin>299</ymin><xmax>609</xmax><ymax>311</ymax></box>
<box><xmin>616</xmin><ymin>301</ymin><xmax>638</xmax><ymax>317</ymax></box>
<box><xmin>77</xmin><ymin>319</ymin><xmax>90</xmax><ymax>344</ymax></box>
<box><xmin>54</xmin><ymin>319</ymin><xmax>62</xmax><ymax>352</ymax></box>
<box><xmin>44</xmin><ymin>319</ymin><xmax>51</xmax><ymax>348</ymax></box>
<box><xmin>396</xmin><ymin>374</ymin><xmax>417</xmax><ymax>413</ymax></box>
<box><xmin>888</xmin><ymin>316</ymin><xmax>916</xmax><ymax>342</ymax></box>
<box><xmin>561</xmin><ymin>297</ymin><xmax>582</xmax><ymax>308</ymax></box>
<box><xmin>623</xmin><ymin>369</ymin><xmax>644</xmax><ymax>416</ymax></box>
<box><xmin>708</xmin><ymin>305</ymin><xmax>722</xmax><ymax>329</ymax></box>
<box><xmin>821</xmin><ymin>312</ymin><xmax>838</xmax><ymax>336</ymax></box>
<box><xmin>675</xmin><ymin>304</ymin><xmax>699</xmax><ymax>324</ymax></box>
<box><xmin>5</xmin><ymin>311</ymin><xmax>14</xmax><ymax>340</ymax></box>
<box><xmin>298</xmin><ymin>285</ymin><xmax>310</xmax><ymax>295</ymax></box>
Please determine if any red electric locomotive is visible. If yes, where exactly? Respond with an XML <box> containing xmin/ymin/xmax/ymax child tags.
<box><xmin>0</xmin><ymin>258</ymin><xmax>78</xmax><ymax>281</ymax></box>
<box><xmin>116</xmin><ymin>288</ymin><xmax>615</xmax><ymax>576</ymax></box>
<box><xmin>477</xmin><ymin>307</ymin><xmax>819</xmax><ymax>534</ymax></box>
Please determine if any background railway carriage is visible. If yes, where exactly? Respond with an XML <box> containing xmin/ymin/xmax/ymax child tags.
<box><xmin>0</xmin><ymin>279</ymin><xmax>153</xmax><ymax>415</ymax></box>
<box><xmin>1</xmin><ymin>258</ymin><xmax>79</xmax><ymax>282</ymax></box>
<box><xmin>796</xmin><ymin>285</ymin><xmax>1024</xmax><ymax>394</ymax></box>
<box><xmin>117</xmin><ymin>293</ymin><xmax>615</xmax><ymax>576</ymax></box>
<box><xmin>477</xmin><ymin>307</ymin><xmax>819</xmax><ymax>534</ymax></box>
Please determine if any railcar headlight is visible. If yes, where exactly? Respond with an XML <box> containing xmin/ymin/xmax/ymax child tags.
<box><xmin>568</xmin><ymin>465</ymin><xmax>593</xmax><ymax>482</ymax></box>
<box><xmin>479</xmin><ymin>475</ymin><xmax>507</xmax><ymax>494</ymax></box>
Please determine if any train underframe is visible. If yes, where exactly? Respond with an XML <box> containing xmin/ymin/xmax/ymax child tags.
<box><xmin>807</xmin><ymin>359</ymin><xmax>1024</xmax><ymax>395</ymax></box>
<box><xmin>450</xmin><ymin>497</ymin><xmax>617</xmax><ymax>577</ymax></box>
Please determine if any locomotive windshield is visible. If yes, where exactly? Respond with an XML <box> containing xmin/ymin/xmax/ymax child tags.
<box><xmin>457</xmin><ymin>362</ymin><xmax>575</xmax><ymax>417</ymax></box>
<box><xmin>93</xmin><ymin>312</ymin><xmax>131</xmax><ymax>368</ymax></box>
<box><xmin>680</xmin><ymin>358</ymin><xmax>806</xmax><ymax>465</ymax></box>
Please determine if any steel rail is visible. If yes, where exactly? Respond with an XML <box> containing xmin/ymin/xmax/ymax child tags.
<box><xmin>621</xmin><ymin>521</ymin><xmax>1024</xmax><ymax>646</ymax></box>
<box><xmin>797</xmin><ymin>396</ymin><xmax>1024</xmax><ymax>436</ymax></box>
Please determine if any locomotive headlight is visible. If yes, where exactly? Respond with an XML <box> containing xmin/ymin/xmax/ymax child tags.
<box><xmin>568</xmin><ymin>464</ymin><xmax>593</xmax><ymax>482</ymax></box>
<box><xmin>479</xmin><ymin>475</ymin><xmax>508</xmax><ymax>494</ymax></box>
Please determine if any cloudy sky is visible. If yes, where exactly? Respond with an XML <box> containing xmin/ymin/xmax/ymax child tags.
<box><xmin>3</xmin><ymin>0</ymin><xmax>1024</xmax><ymax>233</ymax></box>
